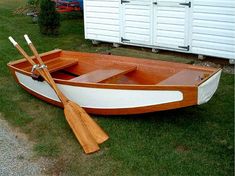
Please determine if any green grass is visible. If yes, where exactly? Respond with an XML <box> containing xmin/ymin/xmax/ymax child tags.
<box><xmin>0</xmin><ymin>0</ymin><xmax>234</xmax><ymax>175</ymax></box>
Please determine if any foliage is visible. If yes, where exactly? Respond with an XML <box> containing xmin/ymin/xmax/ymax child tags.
<box><xmin>38</xmin><ymin>0</ymin><xmax>60</xmax><ymax>35</ymax></box>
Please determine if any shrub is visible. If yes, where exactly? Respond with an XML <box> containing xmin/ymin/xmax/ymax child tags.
<box><xmin>38</xmin><ymin>0</ymin><xmax>60</xmax><ymax>35</ymax></box>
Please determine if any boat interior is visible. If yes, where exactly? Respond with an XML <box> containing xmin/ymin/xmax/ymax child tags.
<box><xmin>9</xmin><ymin>50</ymin><xmax>218</xmax><ymax>86</ymax></box>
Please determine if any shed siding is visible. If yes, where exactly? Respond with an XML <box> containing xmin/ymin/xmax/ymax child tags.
<box><xmin>191</xmin><ymin>0</ymin><xmax>235</xmax><ymax>59</ymax></box>
<box><xmin>84</xmin><ymin>0</ymin><xmax>235</xmax><ymax>60</ymax></box>
<box><xmin>84</xmin><ymin>0</ymin><xmax>120</xmax><ymax>43</ymax></box>
<box><xmin>122</xmin><ymin>0</ymin><xmax>152</xmax><ymax>45</ymax></box>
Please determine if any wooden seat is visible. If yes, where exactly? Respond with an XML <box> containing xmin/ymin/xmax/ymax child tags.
<box><xmin>24</xmin><ymin>58</ymin><xmax>78</xmax><ymax>73</ymax></box>
<box><xmin>158</xmin><ymin>69</ymin><xmax>210</xmax><ymax>86</ymax></box>
<box><xmin>70</xmin><ymin>64</ymin><xmax>137</xmax><ymax>83</ymax></box>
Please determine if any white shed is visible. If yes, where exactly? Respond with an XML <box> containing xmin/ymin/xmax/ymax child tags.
<box><xmin>83</xmin><ymin>0</ymin><xmax>235</xmax><ymax>62</ymax></box>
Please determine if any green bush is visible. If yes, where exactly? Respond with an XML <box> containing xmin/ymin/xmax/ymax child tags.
<box><xmin>38</xmin><ymin>0</ymin><xmax>60</xmax><ymax>35</ymax></box>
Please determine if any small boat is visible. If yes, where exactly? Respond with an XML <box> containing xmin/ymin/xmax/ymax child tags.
<box><xmin>8</xmin><ymin>49</ymin><xmax>221</xmax><ymax>115</ymax></box>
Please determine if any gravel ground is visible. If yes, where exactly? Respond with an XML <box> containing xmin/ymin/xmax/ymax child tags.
<box><xmin>0</xmin><ymin>115</ymin><xmax>54</xmax><ymax>176</ymax></box>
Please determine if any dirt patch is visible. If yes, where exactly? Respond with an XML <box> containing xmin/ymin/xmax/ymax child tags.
<box><xmin>175</xmin><ymin>145</ymin><xmax>190</xmax><ymax>153</ymax></box>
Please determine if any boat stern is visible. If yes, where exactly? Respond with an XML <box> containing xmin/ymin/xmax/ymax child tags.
<box><xmin>197</xmin><ymin>69</ymin><xmax>222</xmax><ymax>105</ymax></box>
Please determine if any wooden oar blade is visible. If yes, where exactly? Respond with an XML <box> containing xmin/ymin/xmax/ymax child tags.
<box><xmin>64</xmin><ymin>102</ymin><xmax>100</xmax><ymax>154</ymax></box>
<box><xmin>70</xmin><ymin>101</ymin><xmax>109</xmax><ymax>144</ymax></box>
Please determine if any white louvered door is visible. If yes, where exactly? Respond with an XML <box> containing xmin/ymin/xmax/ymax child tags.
<box><xmin>121</xmin><ymin>0</ymin><xmax>190</xmax><ymax>50</ymax></box>
<box><xmin>121</xmin><ymin>0</ymin><xmax>153</xmax><ymax>45</ymax></box>
<box><xmin>153</xmin><ymin>0</ymin><xmax>191</xmax><ymax>51</ymax></box>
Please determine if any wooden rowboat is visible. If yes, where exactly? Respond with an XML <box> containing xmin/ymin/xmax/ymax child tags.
<box><xmin>8</xmin><ymin>49</ymin><xmax>221</xmax><ymax>115</ymax></box>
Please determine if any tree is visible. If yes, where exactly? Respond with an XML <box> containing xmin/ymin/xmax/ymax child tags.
<box><xmin>38</xmin><ymin>0</ymin><xmax>60</xmax><ymax>35</ymax></box>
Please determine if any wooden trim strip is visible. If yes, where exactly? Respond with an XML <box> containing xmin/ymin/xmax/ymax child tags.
<box><xmin>7</xmin><ymin>49</ymin><xmax>62</xmax><ymax>65</ymax></box>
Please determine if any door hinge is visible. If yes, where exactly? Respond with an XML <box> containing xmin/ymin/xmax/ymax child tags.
<box><xmin>179</xmin><ymin>2</ymin><xmax>191</xmax><ymax>8</ymax></box>
<box><xmin>121</xmin><ymin>37</ymin><xmax>130</xmax><ymax>43</ymax></box>
<box><xmin>178</xmin><ymin>45</ymin><xmax>190</xmax><ymax>51</ymax></box>
<box><xmin>121</xmin><ymin>0</ymin><xmax>130</xmax><ymax>4</ymax></box>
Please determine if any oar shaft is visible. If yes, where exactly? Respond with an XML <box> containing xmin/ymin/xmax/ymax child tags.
<box><xmin>24</xmin><ymin>36</ymin><xmax>68</xmax><ymax>104</ymax></box>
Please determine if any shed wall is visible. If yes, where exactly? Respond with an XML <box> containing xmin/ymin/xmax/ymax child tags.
<box><xmin>84</xmin><ymin>0</ymin><xmax>235</xmax><ymax>60</ymax></box>
<box><xmin>191</xmin><ymin>0</ymin><xmax>235</xmax><ymax>59</ymax></box>
<box><xmin>84</xmin><ymin>0</ymin><xmax>120</xmax><ymax>43</ymax></box>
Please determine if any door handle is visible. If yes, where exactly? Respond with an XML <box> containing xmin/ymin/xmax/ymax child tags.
<box><xmin>153</xmin><ymin>2</ymin><xmax>157</xmax><ymax>5</ymax></box>
<box><xmin>121</xmin><ymin>0</ymin><xmax>130</xmax><ymax>4</ymax></box>
<box><xmin>179</xmin><ymin>2</ymin><xmax>191</xmax><ymax>7</ymax></box>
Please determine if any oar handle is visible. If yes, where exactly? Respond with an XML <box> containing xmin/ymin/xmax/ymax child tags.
<box><xmin>9</xmin><ymin>36</ymin><xmax>18</xmax><ymax>46</ymax></box>
<box><xmin>9</xmin><ymin>36</ymin><xmax>36</xmax><ymax>67</ymax></box>
<box><xmin>24</xmin><ymin>34</ymin><xmax>44</xmax><ymax>65</ymax></box>
<box><xmin>24</xmin><ymin>34</ymin><xmax>32</xmax><ymax>45</ymax></box>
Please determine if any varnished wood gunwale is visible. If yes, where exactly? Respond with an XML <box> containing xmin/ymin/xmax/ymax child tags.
<box><xmin>8</xmin><ymin>49</ymin><xmax>62</xmax><ymax>66</ymax></box>
<box><xmin>8</xmin><ymin>49</ymin><xmax>220</xmax><ymax>90</ymax></box>
<box><xmin>8</xmin><ymin>49</ymin><xmax>219</xmax><ymax>86</ymax></box>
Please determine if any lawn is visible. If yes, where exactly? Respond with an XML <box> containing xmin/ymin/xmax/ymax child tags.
<box><xmin>0</xmin><ymin>0</ymin><xmax>234</xmax><ymax>175</ymax></box>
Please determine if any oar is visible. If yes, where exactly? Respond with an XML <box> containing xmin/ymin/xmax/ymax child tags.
<box><xmin>23</xmin><ymin>34</ymin><xmax>109</xmax><ymax>144</ymax></box>
<box><xmin>9</xmin><ymin>36</ymin><xmax>100</xmax><ymax>154</ymax></box>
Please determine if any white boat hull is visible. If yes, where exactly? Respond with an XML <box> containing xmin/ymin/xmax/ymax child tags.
<box><xmin>15</xmin><ymin>71</ymin><xmax>183</xmax><ymax>109</ymax></box>
<box><xmin>198</xmin><ymin>70</ymin><xmax>222</xmax><ymax>105</ymax></box>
